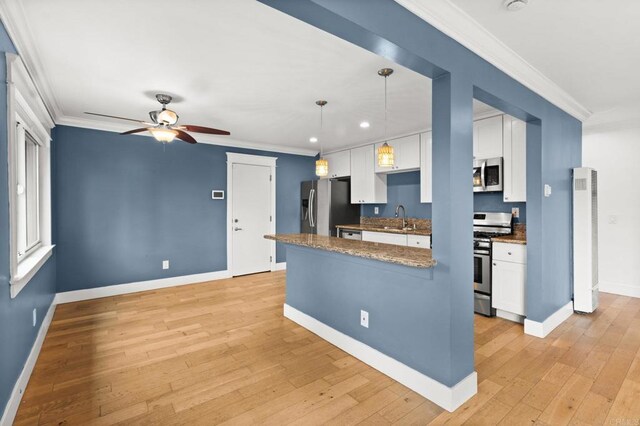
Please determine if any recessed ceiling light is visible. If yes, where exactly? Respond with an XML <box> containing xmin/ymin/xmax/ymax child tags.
<box><xmin>360</xmin><ymin>121</ymin><xmax>370</xmax><ymax>129</ymax></box>
<box><xmin>505</xmin><ymin>0</ymin><xmax>528</xmax><ymax>11</ymax></box>
<box><xmin>309</xmin><ymin>137</ymin><xmax>318</xmax><ymax>143</ymax></box>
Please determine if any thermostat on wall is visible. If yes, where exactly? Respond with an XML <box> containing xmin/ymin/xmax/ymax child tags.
<box><xmin>211</xmin><ymin>190</ymin><xmax>225</xmax><ymax>200</ymax></box>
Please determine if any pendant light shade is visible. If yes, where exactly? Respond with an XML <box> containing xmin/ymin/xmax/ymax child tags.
<box><xmin>315</xmin><ymin>158</ymin><xmax>329</xmax><ymax>177</ymax></box>
<box><xmin>377</xmin><ymin>142</ymin><xmax>394</xmax><ymax>167</ymax></box>
<box><xmin>314</xmin><ymin>100</ymin><xmax>329</xmax><ymax>177</ymax></box>
<box><xmin>377</xmin><ymin>68</ymin><xmax>394</xmax><ymax>168</ymax></box>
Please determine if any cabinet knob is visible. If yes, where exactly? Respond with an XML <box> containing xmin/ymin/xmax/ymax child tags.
<box><xmin>493</xmin><ymin>263</ymin><xmax>496</xmax><ymax>266</ymax></box>
<box><xmin>508</xmin><ymin>252</ymin><xmax>512</xmax><ymax>255</ymax></box>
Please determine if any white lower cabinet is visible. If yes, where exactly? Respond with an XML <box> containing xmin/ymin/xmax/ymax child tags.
<box><xmin>362</xmin><ymin>231</ymin><xmax>407</xmax><ymax>246</ymax></box>
<box><xmin>407</xmin><ymin>234</ymin><xmax>431</xmax><ymax>248</ymax></box>
<box><xmin>361</xmin><ymin>231</ymin><xmax>431</xmax><ymax>249</ymax></box>
<box><xmin>492</xmin><ymin>242</ymin><xmax>526</xmax><ymax>316</ymax></box>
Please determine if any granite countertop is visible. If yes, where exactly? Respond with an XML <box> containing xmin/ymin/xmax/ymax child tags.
<box><xmin>265</xmin><ymin>234</ymin><xmax>436</xmax><ymax>269</ymax></box>
<box><xmin>491</xmin><ymin>224</ymin><xmax>526</xmax><ymax>245</ymax></box>
<box><xmin>337</xmin><ymin>216</ymin><xmax>432</xmax><ymax>236</ymax></box>
<box><xmin>336</xmin><ymin>224</ymin><xmax>431</xmax><ymax>236</ymax></box>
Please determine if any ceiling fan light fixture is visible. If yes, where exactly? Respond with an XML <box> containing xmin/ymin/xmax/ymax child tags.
<box><xmin>157</xmin><ymin>108</ymin><xmax>179</xmax><ymax>125</ymax></box>
<box><xmin>149</xmin><ymin>127</ymin><xmax>178</xmax><ymax>143</ymax></box>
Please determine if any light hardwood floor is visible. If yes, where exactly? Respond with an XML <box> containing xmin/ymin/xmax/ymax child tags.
<box><xmin>14</xmin><ymin>271</ymin><xmax>640</xmax><ymax>425</ymax></box>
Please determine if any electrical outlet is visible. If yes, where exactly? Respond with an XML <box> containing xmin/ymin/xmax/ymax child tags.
<box><xmin>162</xmin><ymin>260</ymin><xmax>170</xmax><ymax>270</ymax></box>
<box><xmin>544</xmin><ymin>184</ymin><xmax>552</xmax><ymax>197</ymax></box>
<box><xmin>512</xmin><ymin>207</ymin><xmax>520</xmax><ymax>219</ymax></box>
<box><xmin>32</xmin><ymin>308</ymin><xmax>36</xmax><ymax>327</ymax></box>
<box><xmin>360</xmin><ymin>310</ymin><xmax>369</xmax><ymax>328</ymax></box>
<box><xmin>374</xmin><ymin>207</ymin><xmax>379</xmax><ymax>215</ymax></box>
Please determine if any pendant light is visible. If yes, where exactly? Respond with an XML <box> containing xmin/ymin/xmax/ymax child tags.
<box><xmin>315</xmin><ymin>100</ymin><xmax>329</xmax><ymax>177</ymax></box>
<box><xmin>377</xmin><ymin>68</ymin><xmax>394</xmax><ymax>168</ymax></box>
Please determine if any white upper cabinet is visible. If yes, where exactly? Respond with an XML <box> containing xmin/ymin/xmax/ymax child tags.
<box><xmin>503</xmin><ymin>116</ymin><xmax>527</xmax><ymax>202</ymax></box>
<box><xmin>350</xmin><ymin>145</ymin><xmax>387</xmax><ymax>204</ymax></box>
<box><xmin>322</xmin><ymin>150</ymin><xmax>351</xmax><ymax>179</ymax></box>
<box><xmin>473</xmin><ymin>116</ymin><xmax>503</xmax><ymax>160</ymax></box>
<box><xmin>420</xmin><ymin>131</ymin><xmax>432</xmax><ymax>203</ymax></box>
<box><xmin>374</xmin><ymin>134</ymin><xmax>420</xmax><ymax>173</ymax></box>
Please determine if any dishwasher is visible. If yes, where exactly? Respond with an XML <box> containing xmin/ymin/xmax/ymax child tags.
<box><xmin>340</xmin><ymin>229</ymin><xmax>362</xmax><ymax>240</ymax></box>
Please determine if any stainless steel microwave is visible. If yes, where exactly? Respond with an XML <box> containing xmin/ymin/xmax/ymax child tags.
<box><xmin>473</xmin><ymin>157</ymin><xmax>503</xmax><ymax>192</ymax></box>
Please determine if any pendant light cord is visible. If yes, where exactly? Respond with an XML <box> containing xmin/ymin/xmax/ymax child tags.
<box><xmin>320</xmin><ymin>104</ymin><xmax>323</xmax><ymax>158</ymax></box>
<box><xmin>384</xmin><ymin>75</ymin><xmax>388</xmax><ymax>143</ymax></box>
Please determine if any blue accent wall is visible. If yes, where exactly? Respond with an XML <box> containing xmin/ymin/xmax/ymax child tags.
<box><xmin>474</xmin><ymin>192</ymin><xmax>526</xmax><ymax>224</ymax></box>
<box><xmin>0</xmin><ymin>23</ymin><xmax>57</xmax><ymax>418</ymax></box>
<box><xmin>361</xmin><ymin>171</ymin><xmax>526</xmax><ymax>223</ymax></box>
<box><xmin>260</xmin><ymin>0</ymin><xmax>582</xmax><ymax>387</ymax></box>
<box><xmin>361</xmin><ymin>171</ymin><xmax>431</xmax><ymax>218</ymax></box>
<box><xmin>53</xmin><ymin>126</ymin><xmax>315</xmax><ymax>293</ymax></box>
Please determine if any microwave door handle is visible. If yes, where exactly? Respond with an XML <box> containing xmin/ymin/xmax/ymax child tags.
<box><xmin>481</xmin><ymin>160</ymin><xmax>486</xmax><ymax>190</ymax></box>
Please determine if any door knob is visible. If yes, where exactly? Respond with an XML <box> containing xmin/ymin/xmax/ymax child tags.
<box><xmin>234</xmin><ymin>227</ymin><xmax>243</xmax><ymax>231</ymax></box>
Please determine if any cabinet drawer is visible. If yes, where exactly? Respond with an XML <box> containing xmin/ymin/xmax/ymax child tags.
<box><xmin>362</xmin><ymin>231</ymin><xmax>407</xmax><ymax>246</ymax></box>
<box><xmin>407</xmin><ymin>235</ymin><xmax>431</xmax><ymax>248</ymax></box>
<box><xmin>493</xmin><ymin>242</ymin><xmax>526</xmax><ymax>263</ymax></box>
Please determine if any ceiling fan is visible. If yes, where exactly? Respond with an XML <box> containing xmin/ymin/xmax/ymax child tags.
<box><xmin>85</xmin><ymin>94</ymin><xmax>230</xmax><ymax>144</ymax></box>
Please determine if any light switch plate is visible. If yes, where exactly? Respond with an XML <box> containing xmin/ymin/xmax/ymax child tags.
<box><xmin>162</xmin><ymin>260</ymin><xmax>170</xmax><ymax>270</ymax></box>
<box><xmin>374</xmin><ymin>207</ymin><xmax>379</xmax><ymax>215</ymax></box>
<box><xmin>544</xmin><ymin>184</ymin><xmax>552</xmax><ymax>197</ymax></box>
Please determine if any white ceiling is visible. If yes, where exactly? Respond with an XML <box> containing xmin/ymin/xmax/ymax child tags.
<box><xmin>4</xmin><ymin>0</ymin><xmax>446</xmax><ymax>154</ymax></box>
<box><xmin>448</xmin><ymin>0</ymin><xmax>640</xmax><ymax>121</ymax></box>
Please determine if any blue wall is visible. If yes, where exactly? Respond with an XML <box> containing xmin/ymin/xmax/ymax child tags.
<box><xmin>261</xmin><ymin>0</ymin><xmax>582</xmax><ymax>387</ymax></box>
<box><xmin>0</xmin><ymin>23</ymin><xmax>57</xmax><ymax>418</ymax></box>
<box><xmin>474</xmin><ymin>192</ymin><xmax>526</xmax><ymax>224</ymax></box>
<box><xmin>53</xmin><ymin>126</ymin><xmax>315</xmax><ymax>293</ymax></box>
<box><xmin>362</xmin><ymin>171</ymin><xmax>526</xmax><ymax>223</ymax></box>
<box><xmin>361</xmin><ymin>171</ymin><xmax>431</xmax><ymax>218</ymax></box>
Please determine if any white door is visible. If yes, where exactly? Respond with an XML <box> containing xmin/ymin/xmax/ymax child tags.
<box><xmin>232</xmin><ymin>163</ymin><xmax>272</xmax><ymax>276</ymax></box>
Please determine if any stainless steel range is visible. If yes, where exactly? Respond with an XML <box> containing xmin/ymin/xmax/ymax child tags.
<box><xmin>473</xmin><ymin>212</ymin><xmax>513</xmax><ymax>316</ymax></box>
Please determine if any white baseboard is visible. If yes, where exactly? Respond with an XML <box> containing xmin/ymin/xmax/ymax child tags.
<box><xmin>273</xmin><ymin>262</ymin><xmax>287</xmax><ymax>271</ymax></box>
<box><xmin>1</xmin><ymin>301</ymin><xmax>56</xmax><ymax>426</ymax></box>
<box><xmin>55</xmin><ymin>270</ymin><xmax>231</xmax><ymax>304</ymax></box>
<box><xmin>524</xmin><ymin>301</ymin><xmax>573</xmax><ymax>338</ymax></box>
<box><xmin>283</xmin><ymin>304</ymin><xmax>477</xmax><ymax>412</ymax></box>
<box><xmin>600</xmin><ymin>281</ymin><xmax>640</xmax><ymax>299</ymax></box>
<box><xmin>496</xmin><ymin>309</ymin><xmax>524</xmax><ymax>324</ymax></box>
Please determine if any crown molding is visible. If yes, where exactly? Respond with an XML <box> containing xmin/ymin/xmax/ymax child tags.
<box><xmin>583</xmin><ymin>105</ymin><xmax>640</xmax><ymax>135</ymax></box>
<box><xmin>0</xmin><ymin>0</ymin><xmax>62</xmax><ymax>121</ymax></box>
<box><xmin>394</xmin><ymin>0</ymin><xmax>592</xmax><ymax>122</ymax></box>
<box><xmin>56</xmin><ymin>115</ymin><xmax>319</xmax><ymax>157</ymax></box>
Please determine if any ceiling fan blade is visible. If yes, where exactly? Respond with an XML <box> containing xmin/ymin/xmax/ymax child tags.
<box><xmin>120</xmin><ymin>128</ymin><xmax>150</xmax><ymax>135</ymax></box>
<box><xmin>181</xmin><ymin>124</ymin><xmax>231</xmax><ymax>136</ymax></box>
<box><xmin>174</xmin><ymin>129</ymin><xmax>197</xmax><ymax>144</ymax></box>
<box><xmin>85</xmin><ymin>112</ymin><xmax>150</xmax><ymax>124</ymax></box>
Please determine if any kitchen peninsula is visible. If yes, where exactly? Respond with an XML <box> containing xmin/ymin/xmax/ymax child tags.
<box><xmin>263</xmin><ymin>233</ymin><xmax>473</xmax><ymax>411</ymax></box>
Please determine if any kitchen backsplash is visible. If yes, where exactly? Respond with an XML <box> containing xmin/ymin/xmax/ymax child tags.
<box><xmin>360</xmin><ymin>170</ymin><xmax>526</xmax><ymax>223</ymax></box>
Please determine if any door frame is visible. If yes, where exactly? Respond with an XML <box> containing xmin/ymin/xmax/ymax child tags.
<box><xmin>226</xmin><ymin>152</ymin><xmax>277</xmax><ymax>275</ymax></box>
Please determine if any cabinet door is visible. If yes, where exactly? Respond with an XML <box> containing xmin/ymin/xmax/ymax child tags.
<box><xmin>374</xmin><ymin>134</ymin><xmax>420</xmax><ymax>173</ymax></box>
<box><xmin>362</xmin><ymin>231</ymin><xmax>407</xmax><ymax>246</ymax></box>
<box><xmin>420</xmin><ymin>131</ymin><xmax>432</xmax><ymax>203</ymax></box>
<box><xmin>350</xmin><ymin>146</ymin><xmax>368</xmax><ymax>203</ymax></box>
<box><xmin>407</xmin><ymin>234</ymin><xmax>431</xmax><ymax>248</ymax></box>
<box><xmin>473</xmin><ymin>116</ymin><xmax>503</xmax><ymax>160</ymax></box>
<box><xmin>324</xmin><ymin>151</ymin><xmax>351</xmax><ymax>179</ymax></box>
<box><xmin>503</xmin><ymin>116</ymin><xmax>527</xmax><ymax>202</ymax></box>
<box><xmin>492</xmin><ymin>260</ymin><xmax>526</xmax><ymax>316</ymax></box>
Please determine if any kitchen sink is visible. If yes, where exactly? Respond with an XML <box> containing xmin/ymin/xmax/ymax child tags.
<box><xmin>383</xmin><ymin>226</ymin><xmax>415</xmax><ymax>231</ymax></box>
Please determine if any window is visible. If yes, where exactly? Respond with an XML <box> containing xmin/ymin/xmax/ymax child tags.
<box><xmin>7</xmin><ymin>53</ymin><xmax>54</xmax><ymax>298</ymax></box>
<box><xmin>16</xmin><ymin>126</ymin><xmax>41</xmax><ymax>260</ymax></box>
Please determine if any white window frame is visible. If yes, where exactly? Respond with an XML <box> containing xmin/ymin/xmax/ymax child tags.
<box><xmin>6</xmin><ymin>53</ymin><xmax>55</xmax><ymax>298</ymax></box>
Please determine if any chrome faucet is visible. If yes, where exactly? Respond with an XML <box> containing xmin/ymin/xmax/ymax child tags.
<box><xmin>395</xmin><ymin>204</ymin><xmax>407</xmax><ymax>229</ymax></box>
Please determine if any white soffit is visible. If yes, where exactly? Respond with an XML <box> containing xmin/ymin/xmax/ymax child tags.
<box><xmin>395</xmin><ymin>0</ymin><xmax>592</xmax><ymax>122</ymax></box>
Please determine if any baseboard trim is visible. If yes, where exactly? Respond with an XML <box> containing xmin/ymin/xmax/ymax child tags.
<box><xmin>55</xmin><ymin>270</ymin><xmax>232</xmax><ymax>304</ymax></box>
<box><xmin>1</xmin><ymin>301</ymin><xmax>56</xmax><ymax>426</ymax></box>
<box><xmin>273</xmin><ymin>262</ymin><xmax>287</xmax><ymax>271</ymax></box>
<box><xmin>283</xmin><ymin>304</ymin><xmax>477</xmax><ymax>412</ymax></box>
<box><xmin>524</xmin><ymin>301</ymin><xmax>573</xmax><ymax>338</ymax></box>
<box><xmin>600</xmin><ymin>281</ymin><xmax>640</xmax><ymax>299</ymax></box>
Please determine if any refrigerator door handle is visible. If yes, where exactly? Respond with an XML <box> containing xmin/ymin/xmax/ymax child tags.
<box><xmin>309</xmin><ymin>189</ymin><xmax>315</xmax><ymax>228</ymax></box>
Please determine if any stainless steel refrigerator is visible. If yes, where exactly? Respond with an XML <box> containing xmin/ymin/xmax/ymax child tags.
<box><xmin>301</xmin><ymin>179</ymin><xmax>360</xmax><ymax>236</ymax></box>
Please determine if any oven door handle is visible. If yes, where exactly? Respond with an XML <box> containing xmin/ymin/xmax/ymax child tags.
<box><xmin>481</xmin><ymin>160</ymin><xmax>486</xmax><ymax>190</ymax></box>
